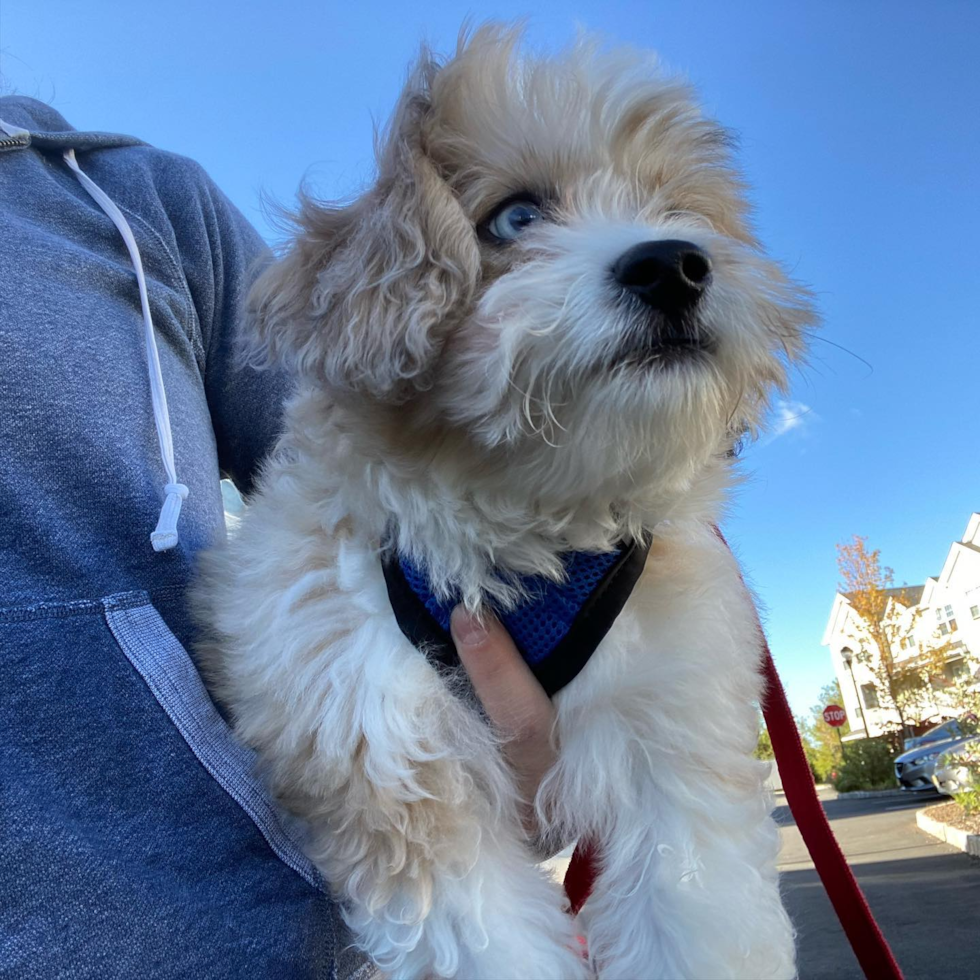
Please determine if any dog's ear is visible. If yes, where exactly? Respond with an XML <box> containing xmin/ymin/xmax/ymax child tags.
<box><xmin>245</xmin><ymin>58</ymin><xmax>480</xmax><ymax>397</ymax></box>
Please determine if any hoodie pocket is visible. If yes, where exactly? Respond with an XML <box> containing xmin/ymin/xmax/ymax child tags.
<box><xmin>101</xmin><ymin>590</ymin><xmax>322</xmax><ymax>891</ymax></box>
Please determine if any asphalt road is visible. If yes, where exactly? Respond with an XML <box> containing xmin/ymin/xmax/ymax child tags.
<box><xmin>776</xmin><ymin>787</ymin><xmax>979</xmax><ymax>980</ymax></box>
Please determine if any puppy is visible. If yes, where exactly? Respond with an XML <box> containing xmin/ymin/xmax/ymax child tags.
<box><xmin>196</xmin><ymin>25</ymin><xmax>814</xmax><ymax>980</ymax></box>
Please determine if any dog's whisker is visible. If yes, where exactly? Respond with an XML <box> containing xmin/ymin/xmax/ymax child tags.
<box><xmin>810</xmin><ymin>335</ymin><xmax>873</xmax><ymax>375</ymax></box>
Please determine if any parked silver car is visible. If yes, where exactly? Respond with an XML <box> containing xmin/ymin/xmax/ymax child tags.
<box><xmin>932</xmin><ymin>735</ymin><xmax>980</xmax><ymax>796</ymax></box>
<box><xmin>894</xmin><ymin>719</ymin><xmax>965</xmax><ymax>791</ymax></box>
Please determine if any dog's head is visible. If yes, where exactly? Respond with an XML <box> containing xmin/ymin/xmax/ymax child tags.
<box><xmin>249</xmin><ymin>25</ymin><xmax>814</xmax><ymax>505</ymax></box>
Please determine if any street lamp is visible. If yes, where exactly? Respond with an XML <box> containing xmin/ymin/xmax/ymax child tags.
<box><xmin>841</xmin><ymin>647</ymin><xmax>870</xmax><ymax>737</ymax></box>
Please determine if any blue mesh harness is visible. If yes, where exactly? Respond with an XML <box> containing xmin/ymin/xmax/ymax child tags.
<box><xmin>382</xmin><ymin>538</ymin><xmax>650</xmax><ymax>697</ymax></box>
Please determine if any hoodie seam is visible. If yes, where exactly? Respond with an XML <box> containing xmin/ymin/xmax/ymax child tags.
<box><xmin>0</xmin><ymin>584</ymin><xmax>186</xmax><ymax>623</ymax></box>
<box><xmin>115</xmin><ymin>202</ymin><xmax>206</xmax><ymax>370</ymax></box>
<box><xmin>45</xmin><ymin>145</ymin><xmax>205</xmax><ymax>372</ymax></box>
<box><xmin>102</xmin><ymin>599</ymin><xmax>326</xmax><ymax>895</ymax></box>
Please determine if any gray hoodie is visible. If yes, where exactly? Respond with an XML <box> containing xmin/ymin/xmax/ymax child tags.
<box><xmin>0</xmin><ymin>96</ymin><xmax>364</xmax><ymax>979</ymax></box>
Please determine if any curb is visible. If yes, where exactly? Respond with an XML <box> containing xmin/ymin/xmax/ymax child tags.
<box><xmin>835</xmin><ymin>788</ymin><xmax>904</xmax><ymax>800</ymax></box>
<box><xmin>916</xmin><ymin>806</ymin><xmax>980</xmax><ymax>858</ymax></box>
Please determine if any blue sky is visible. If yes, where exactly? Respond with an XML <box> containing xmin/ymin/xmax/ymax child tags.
<box><xmin>3</xmin><ymin>1</ymin><xmax>978</xmax><ymax>717</ymax></box>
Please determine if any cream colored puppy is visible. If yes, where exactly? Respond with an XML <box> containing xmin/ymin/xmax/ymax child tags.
<box><xmin>196</xmin><ymin>25</ymin><xmax>814</xmax><ymax>980</ymax></box>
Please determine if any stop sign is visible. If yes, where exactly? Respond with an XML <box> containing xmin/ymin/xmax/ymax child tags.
<box><xmin>823</xmin><ymin>704</ymin><xmax>847</xmax><ymax>727</ymax></box>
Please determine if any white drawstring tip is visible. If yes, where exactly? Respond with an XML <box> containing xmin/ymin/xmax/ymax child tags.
<box><xmin>63</xmin><ymin>148</ymin><xmax>188</xmax><ymax>559</ymax></box>
<box><xmin>151</xmin><ymin>483</ymin><xmax>189</xmax><ymax>552</ymax></box>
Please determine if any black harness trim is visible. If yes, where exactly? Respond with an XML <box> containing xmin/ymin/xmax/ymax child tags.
<box><xmin>381</xmin><ymin>538</ymin><xmax>651</xmax><ymax>698</ymax></box>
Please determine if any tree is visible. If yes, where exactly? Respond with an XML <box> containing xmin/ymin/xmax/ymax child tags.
<box><xmin>755</xmin><ymin>716</ymin><xmax>820</xmax><ymax>781</ymax></box>
<box><xmin>804</xmin><ymin>680</ymin><xmax>849</xmax><ymax>781</ymax></box>
<box><xmin>836</xmin><ymin>535</ymin><xmax>953</xmax><ymax>738</ymax></box>
<box><xmin>925</xmin><ymin>657</ymin><xmax>980</xmax><ymax>719</ymax></box>
<box><xmin>754</xmin><ymin>723</ymin><xmax>775</xmax><ymax>761</ymax></box>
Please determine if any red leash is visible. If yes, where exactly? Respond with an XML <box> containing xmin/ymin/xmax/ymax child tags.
<box><xmin>564</xmin><ymin>838</ymin><xmax>596</xmax><ymax>917</ymax></box>
<box><xmin>759</xmin><ymin>647</ymin><xmax>903</xmax><ymax>979</ymax></box>
<box><xmin>563</xmin><ymin>541</ymin><xmax>903</xmax><ymax>978</ymax></box>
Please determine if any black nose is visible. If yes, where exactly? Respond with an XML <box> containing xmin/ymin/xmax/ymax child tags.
<box><xmin>612</xmin><ymin>240</ymin><xmax>712</xmax><ymax>317</ymax></box>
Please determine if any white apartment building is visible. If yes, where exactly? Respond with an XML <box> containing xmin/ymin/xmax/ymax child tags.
<box><xmin>822</xmin><ymin>513</ymin><xmax>980</xmax><ymax>739</ymax></box>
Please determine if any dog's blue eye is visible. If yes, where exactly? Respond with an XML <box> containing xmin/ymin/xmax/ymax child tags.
<box><xmin>485</xmin><ymin>200</ymin><xmax>543</xmax><ymax>242</ymax></box>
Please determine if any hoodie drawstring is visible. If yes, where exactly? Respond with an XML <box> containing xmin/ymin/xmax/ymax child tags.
<box><xmin>60</xmin><ymin>148</ymin><xmax>188</xmax><ymax>552</ymax></box>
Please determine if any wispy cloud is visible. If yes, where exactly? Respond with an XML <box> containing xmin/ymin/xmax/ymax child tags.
<box><xmin>761</xmin><ymin>399</ymin><xmax>816</xmax><ymax>446</ymax></box>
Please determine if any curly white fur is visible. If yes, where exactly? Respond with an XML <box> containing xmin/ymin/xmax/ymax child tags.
<box><xmin>195</xmin><ymin>24</ymin><xmax>815</xmax><ymax>979</ymax></box>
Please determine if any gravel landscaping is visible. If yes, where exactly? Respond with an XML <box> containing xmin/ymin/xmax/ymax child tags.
<box><xmin>926</xmin><ymin>801</ymin><xmax>980</xmax><ymax>835</ymax></box>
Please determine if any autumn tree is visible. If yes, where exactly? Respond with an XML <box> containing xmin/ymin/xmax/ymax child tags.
<box><xmin>836</xmin><ymin>535</ymin><xmax>953</xmax><ymax>738</ymax></box>
<box><xmin>934</xmin><ymin>671</ymin><xmax>980</xmax><ymax>729</ymax></box>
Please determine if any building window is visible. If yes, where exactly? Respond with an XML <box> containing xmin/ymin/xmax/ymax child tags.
<box><xmin>861</xmin><ymin>684</ymin><xmax>880</xmax><ymax>709</ymax></box>
<box><xmin>935</xmin><ymin>604</ymin><xmax>958</xmax><ymax>635</ymax></box>
<box><xmin>971</xmin><ymin>605</ymin><xmax>979</xmax><ymax>620</ymax></box>
<box><xmin>935</xmin><ymin>660</ymin><xmax>970</xmax><ymax>690</ymax></box>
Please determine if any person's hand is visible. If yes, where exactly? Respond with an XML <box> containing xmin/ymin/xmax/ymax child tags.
<box><xmin>450</xmin><ymin>607</ymin><xmax>557</xmax><ymax>834</ymax></box>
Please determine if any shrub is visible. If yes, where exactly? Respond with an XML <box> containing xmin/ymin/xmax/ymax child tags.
<box><xmin>829</xmin><ymin>737</ymin><xmax>898</xmax><ymax>793</ymax></box>
<box><xmin>958</xmin><ymin>787</ymin><xmax>980</xmax><ymax>817</ymax></box>
<box><xmin>950</xmin><ymin>742</ymin><xmax>980</xmax><ymax>817</ymax></box>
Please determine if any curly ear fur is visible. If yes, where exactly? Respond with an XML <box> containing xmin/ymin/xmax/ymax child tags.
<box><xmin>245</xmin><ymin>54</ymin><xmax>481</xmax><ymax>397</ymax></box>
